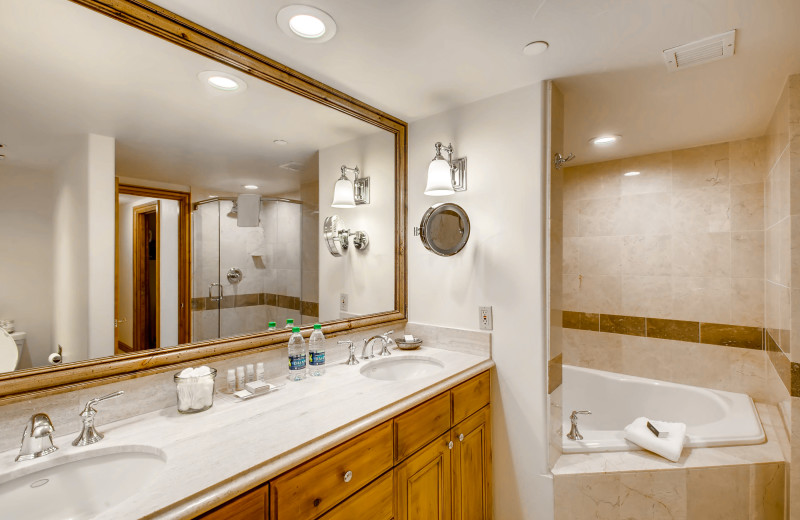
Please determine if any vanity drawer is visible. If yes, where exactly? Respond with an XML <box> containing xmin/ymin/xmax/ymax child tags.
<box><xmin>451</xmin><ymin>371</ymin><xmax>490</xmax><ymax>425</ymax></box>
<box><xmin>318</xmin><ymin>471</ymin><xmax>393</xmax><ymax>520</ymax></box>
<box><xmin>394</xmin><ymin>392</ymin><xmax>450</xmax><ymax>463</ymax></box>
<box><xmin>270</xmin><ymin>421</ymin><xmax>393</xmax><ymax>520</ymax></box>
<box><xmin>199</xmin><ymin>483</ymin><xmax>268</xmax><ymax>520</ymax></box>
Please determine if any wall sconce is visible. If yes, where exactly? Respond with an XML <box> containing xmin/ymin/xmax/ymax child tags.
<box><xmin>323</xmin><ymin>215</ymin><xmax>369</xmax><ymax>256</ymax></box>
<box><xmin>424</xmin><ymin>142</ymin><xmax>467</xmax><ymax>196</ymax></box>
<box><xmin>331</xmin><ymin>165</ymin><xmax>370</xmax><ymax>208</ymax></box>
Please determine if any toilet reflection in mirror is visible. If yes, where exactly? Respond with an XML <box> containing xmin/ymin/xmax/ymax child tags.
<box><xmin>0</xmin><ymin>0</ymin><xmax>397</xmax><ymax>372</ymax></box>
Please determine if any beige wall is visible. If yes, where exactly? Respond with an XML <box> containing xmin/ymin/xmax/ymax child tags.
<box><xmin>318</xmin><ymin>131</ymin><xmax>395</xmax><ymax>321</ymax></box>
<box><xmin>562</xmin><ymin>139</ymin><xmax>765</xmax><ymax>326</ymax></box>
<box><xmin>762</xmin><ymin>73</ymin><xmax>799</xmax><ymax>520</ymax></box>
<box><xmin>407</xmin><ymin>84</ymin><xmax>552</xmax><ymax>519</ymax></box>
<box><xmin>0</xmin><ymin>165</ymin><xmax>54</xmax><ymax>369</ymax></box>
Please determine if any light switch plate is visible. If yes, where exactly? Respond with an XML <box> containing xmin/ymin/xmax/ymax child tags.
<box><xmin>340</xmin><ymin>293</ymin><xmax>349</xmax><ymax>312</ymax></box>
<box><xmin>479</xmin><ymin>306</ymin><xmax>493</xmax><ymax>330</ymax></box>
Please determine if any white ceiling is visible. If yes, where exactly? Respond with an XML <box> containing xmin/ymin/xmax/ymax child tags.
<box><xmin>152</xmin><ymin>0</ymin><xmax>800</xmax><ymax>162</ymax></box>
<box><xmin>0</xmin><ymin>0</ymin><xmax>384</xmax><ymax>196</ymax></box>
<box><xmin>2</xmin><ymin>0</ymin><xmax>797</xmax><ymax>179</ymax></box>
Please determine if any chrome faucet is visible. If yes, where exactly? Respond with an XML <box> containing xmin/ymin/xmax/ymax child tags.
<box><xmin>16</xmin><ymin>413</ymin><xmax>58</xmax><ymax>462</ymax></box>
<box><xmin>566</xmin><ymin>410</ymin><xmax>591</xmax><ymax>441</ymax></box>
<box><xmin>361</xmin><ymin>330</ymin><xmax>393</xmax><ymax>359</ymax></box>
<box><xmin>340</xmin><ymin>340</ymin><xmax>358</xmax><ymax>365</ymax></box>
<box><xmin>72</xmin><ymin>391</ymin><xmax>124</xmax><ymax>447</ymax></box>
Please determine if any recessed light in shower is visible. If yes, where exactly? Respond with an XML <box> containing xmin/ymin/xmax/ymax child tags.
<box><xmin>243</xmin><ymin>185</ymin><xmax>259</xmax><ymax>190</ymax></box>
<box><xmin>624</xmin><ymin>171</ymin><xmax>641</xmax><ymax>177</ymax></box>
<box><xmin>198</xmin><ymin>71</ymin><xmax>247</xmax><ymax>92</ymax></box>
<box><xmin>273</xmin><ymin>139</ymin><xmax>288</xmax><ymax>146</ymax></box>
<box><xmin>277</xmin><ymin>5</ymin><xmax>337</xmax><ymax>43</ymax></box>
<box><xmin>523</xmin><ymin>41</ymin><xmax>549</xmax><ymax>56</ymax></box>
<box><xmin>590</xmin><ymin>135</ymin><xmax>621</xmax><ymax>146</ymax></box>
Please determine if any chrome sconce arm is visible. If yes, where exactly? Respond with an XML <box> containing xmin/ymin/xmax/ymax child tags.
<box><xmin>342</xmin><ymin>165</ymin><xmax>370</xmax><ymax>205</ymax></box>
<box><xmin>323</xmin><ymin>215</ymin><xmax>369</xmax><ymax>256</ymax></box>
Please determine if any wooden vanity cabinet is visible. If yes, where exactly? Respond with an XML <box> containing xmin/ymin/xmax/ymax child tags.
<box><xmin>194</xmin><ymin>371</ymin><xmax>491</xmax><ymax>520</ymax></box>
<box><xmin>199</xmin><ymin>483</ymin><xmax>269</xmax><ymax>520</ymax></box>
<box><xmin>451</xmin><ymin>406</ymin><xmax>492</xmax><ymax>520</ymax></box>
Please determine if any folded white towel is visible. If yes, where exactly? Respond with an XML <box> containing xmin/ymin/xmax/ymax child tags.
<box><xmin>623</xmin><ymin>417</ymin><xmax>687</xmax><ymax>462</ymax></box>
<box><xmin>237</xmin><ymin>194</ymin><xmax>261</xmax><ymax>227</ymax></box>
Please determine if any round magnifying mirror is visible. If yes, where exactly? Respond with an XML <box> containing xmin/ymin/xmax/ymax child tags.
<box><xmin>419</xmin><ymin>203</ymin><xmax>470</xmax><ymax>256</ymax></box>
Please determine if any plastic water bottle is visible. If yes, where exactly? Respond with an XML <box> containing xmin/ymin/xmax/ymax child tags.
<box><xmin>285</xmin><ymin>318</ymin><xmax>294</xmax><ymax>329</ymax></box>
<box><xmin>267</xmin><ymin>321</ymin><xmax>277</xmax><ymax>331</ymax></box>
<box><xmin>308</xmin><ymin>324</ymin><xmax>326</xmax><ymax>377</ymax></box>
<box><xmin>287</xmin><ymin>327</ymin><xmax>306</xmax><ymax>381</ymax></box>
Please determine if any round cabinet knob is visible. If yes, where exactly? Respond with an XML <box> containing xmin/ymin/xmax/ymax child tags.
<box><xmin>448</xmin><ymin>441</ymin><xmax>454</xmax><ymax>450</ymax></box>
<box><xmin>458</xmin><ymin>434</ymin><xmax>465</xmax><ymax>442</ymax></box>
<box><xmin>343</xmin><ymin>470</ymin><xmax>353</xmax><ymax>483</ymax></box>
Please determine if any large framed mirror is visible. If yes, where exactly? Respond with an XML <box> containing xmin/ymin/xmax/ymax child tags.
<box><xmin>0</xmin><ymin>0</ymin><xmax>407</xmax><ymax>399</ymax></box>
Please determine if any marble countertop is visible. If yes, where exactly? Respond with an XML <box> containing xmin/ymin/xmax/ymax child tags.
<box><xmin>0</xmin><ymin>346</ymin><xmax>493</xmax><ymax>519</ymax></box>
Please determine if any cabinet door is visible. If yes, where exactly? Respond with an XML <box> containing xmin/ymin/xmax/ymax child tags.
<box><xmin>452</xmin><ymin>406</ymin><xmax>491</xmax><ymax>520</ymax></box>
<box><xmin>394</xmin><ymin>431</ymin><xmax>452</xmax><ymax>520</ymax></box>
<box><xmin>199</xmin><ymin>483</ymin><xmax>268</xmax><ymax>520</ymax></box>
<box><xmin>319</xmin><ymin>471</ymin><xmax>393</xmax><ymax>520</ymax></box>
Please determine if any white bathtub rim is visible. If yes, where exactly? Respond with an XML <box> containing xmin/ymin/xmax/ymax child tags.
<box><xmin>561</xmin><ymin>365</ymin><xmax>766</xmax><ymax>454</ymax></box>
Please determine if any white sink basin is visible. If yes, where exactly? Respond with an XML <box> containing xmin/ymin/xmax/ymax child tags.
<box><xmin>0</xmin><ymin>447</ymin><xmax>166</xmax><ymax>520</ymax></box>
<box><xmin>360</xmin><ymin>356</ymin><xmax>445</xmax><ymax>381</ymax></box>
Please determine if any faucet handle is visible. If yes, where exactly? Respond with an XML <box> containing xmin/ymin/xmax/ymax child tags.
<box><xmin>381</xmin><ymin>330</ymin><xmax>394</xmax><ymax>338</ymax></box>
<box><xmin>570</xmin><ymin>410</ymin><xmax>592</xmax><ymax>420</ymax></box>
<box><xmin>340</xmin><ymin>340</ymin><xmax>359</xmax><ymax>366</ymax></box>
<box><xmin>81</xmin><ymin>390</ymin><xmax>124</xmax><ymax>416</ymax></box>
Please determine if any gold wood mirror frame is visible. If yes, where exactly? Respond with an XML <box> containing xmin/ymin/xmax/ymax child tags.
<box><xmin>0</xmin><ymin>0</ymin><xmax>407</xmax><ymax>401</ymax></box>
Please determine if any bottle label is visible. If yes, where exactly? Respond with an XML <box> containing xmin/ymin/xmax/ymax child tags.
<box><xmin>288</xmin><ymin>354</ymin><xmax>306</xmax><ymax>371</ymax></box>
<box><xmin>309</xmin><ymin>351</ymin><xmax>325</xmax><ymax>366</ymax></box>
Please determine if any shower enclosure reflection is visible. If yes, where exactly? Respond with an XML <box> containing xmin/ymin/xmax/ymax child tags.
<box><xmin>191</xmin><ymin>197</ymin><xmax>316</xmax><ymax>343</ymax></box>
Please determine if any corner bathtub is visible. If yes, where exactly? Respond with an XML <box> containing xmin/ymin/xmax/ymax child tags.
<box><xmin>561</xmin><ymin>365</ymin><xmax>765</xmax><ymax>454</ymax></box>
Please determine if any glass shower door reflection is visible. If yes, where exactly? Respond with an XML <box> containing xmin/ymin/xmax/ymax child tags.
<box><xmin>191</xmin><ymin>200</ymin><xmax>221</xmax><ymax>342</ymax></box>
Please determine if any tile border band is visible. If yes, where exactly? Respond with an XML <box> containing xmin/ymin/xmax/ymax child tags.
<box><xmin>562</xmin><ymin>310</ymin><xmax>763</xmax><ymax>350</ymax></box>
<box><xmin>562</xmin><ymin>310</ymin><xmax>800</xmax><ymax>397</ymax></box>
<box><xmin>191</xmin><ymin>293</ymin><xmax>318</xmax><ymax>316</ymax></box>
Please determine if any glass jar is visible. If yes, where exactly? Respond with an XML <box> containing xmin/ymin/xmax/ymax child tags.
<box><xmin>174</xmin><ymin>367</ymin><xmax>217</xmax><ymax>413</ymax></box>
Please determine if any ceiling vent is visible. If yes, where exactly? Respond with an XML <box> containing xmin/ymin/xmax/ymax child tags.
<box><xmin>279</xmin><ymin>161</ymin><xmax>304</xmax><ymax>172</ymax></box>
<box><xmin>662</xmin><ymin>29</ymin><xmax>736</xmax><ymax>72</ymax></box>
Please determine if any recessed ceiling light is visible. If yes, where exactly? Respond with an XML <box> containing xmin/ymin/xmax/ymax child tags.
<box><xmin>277</xmin><ymin>5</ymin><xmax>337</xmax><ymax>43</ymax></box>
<box><xmin>243</xmin><ymin>185</ymin><xmax>259</xmax><ymax>190</ymax></box>
<box><xmin>197</xmin><ymin>71</ymin><xmax>247</xmax><ymax>92</ymax></box>
<box><xmin>624</xmin><ymin>171</ymin><xmax>641</xmax><ymax>177</ymax></box>
<box><xmin>523</xmin><ymin>41</ymin><xmax>549</xmax><ymax>56</ymax></box>
<box><xmin>590</xmin><ymin>135</ymin><xmax>621</xmax><ymax>146</ymax></box>
<box><xmin>273</xmin><ymin>139</ymin><xmax>288</xmax><ymax>146</ymax></box>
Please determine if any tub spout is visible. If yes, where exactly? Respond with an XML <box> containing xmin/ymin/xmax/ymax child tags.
<box><xmin>567</xmin><ymin>410</ymin><xmax>592</xmax><ymax>441</ymax></box>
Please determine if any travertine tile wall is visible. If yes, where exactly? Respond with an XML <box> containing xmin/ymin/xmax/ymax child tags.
<box><xmin>563</xmin><ymin>138</ymin><xmax>765</xmax><ymax>326</ymax></box>
<box><xmin>561</xmin><ymin>137</ymin><xmax>776</xmax><ymax>401</ymax></box>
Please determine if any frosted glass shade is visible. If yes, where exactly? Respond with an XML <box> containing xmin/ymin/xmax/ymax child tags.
<box><xmin>424</xmin><ymin>158</ymin><xmax>454</xmax><ymax>196</ymax></box>
<box><xmin>331</xmin><ymin>177</ymin><xmax>355</xmax><ymax>208</ymax></box>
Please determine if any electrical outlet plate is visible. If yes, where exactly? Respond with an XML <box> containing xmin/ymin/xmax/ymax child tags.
<box><xmin>340</xmin><ymin>293</ymin><xmax>348</xmax><ymax>312</ymax></box>
<box><xmin>479</xmin><ymin>306</ymin><xmax>493</xmax><ymax>330</ymax></box>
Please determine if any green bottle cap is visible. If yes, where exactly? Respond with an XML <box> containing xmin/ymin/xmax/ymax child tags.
<box><xmin>286</xmin><ymin>319</ymin><xmax>294</xmax><ymax>324</ymax></box>
<box><xmin>313</xmin><ymin>324</ymin><xmax>322</xmax><ymax>330</ymax></box>
<box><xmin>268</xmin><ymin>321</ymin><xmax>276</xmax><ymax>327</ymax></box>
<box><xmin>292</xmin><ymin>327</ymin><xmax>300</xmax><ymax>333</ymax></box>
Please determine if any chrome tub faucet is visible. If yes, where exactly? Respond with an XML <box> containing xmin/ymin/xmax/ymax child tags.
<box><xmin>566</xmin><ymin>410</ymin><xmax>592</xmax><ymax>441</ymax></box>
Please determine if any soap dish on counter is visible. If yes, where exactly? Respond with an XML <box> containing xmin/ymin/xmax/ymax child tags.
<box><xmin>395</xmin><ymin>337</ymin><xmax>423</xmax><ymax>350</ymax></box>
